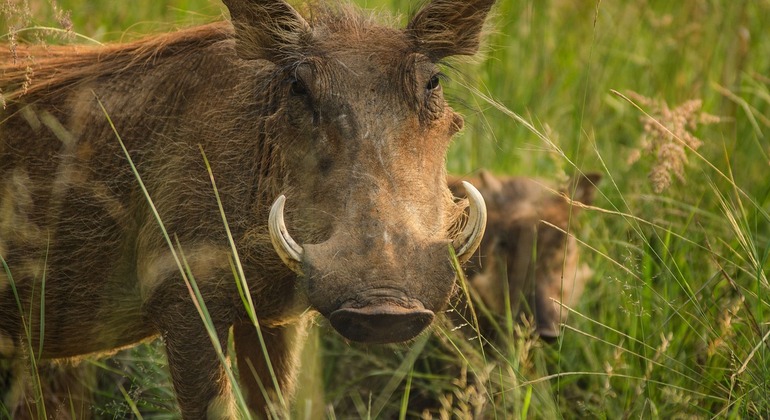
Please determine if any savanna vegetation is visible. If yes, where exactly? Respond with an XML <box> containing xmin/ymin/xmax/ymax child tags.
<box><xmin>2</xmin><ymin>0</ymin><xmax>769</xmax><ymax>418</ymax></box>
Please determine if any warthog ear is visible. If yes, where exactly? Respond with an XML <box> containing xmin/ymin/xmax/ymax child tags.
<box><xmin>567</xmin><ymin>172</ymin><xmax>602</xmax><ymax>206</ymax></box>
<box><xmin>407</xmin><ymin>0</ymin><xmax>496</xmax><ymax>61</ymax></box>
<box><xmin>478</xmin><ymin>169</ymin><xmax>503</xmax><ymax>194</ymax></box>
<box><xmin>223</xmin><ymin>0</ymin><xmax>311</xmax><ymax>62</ymax></box>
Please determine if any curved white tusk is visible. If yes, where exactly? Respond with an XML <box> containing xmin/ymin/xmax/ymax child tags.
<box><xmin>452</xmin><ymin>181</ymin><xmax>487</xmax><ymax>263</ymax></box>
<box><xmin>268</xmin><ymin>195</ymin><xmax>305</xmax><ymax>276</ymax></box>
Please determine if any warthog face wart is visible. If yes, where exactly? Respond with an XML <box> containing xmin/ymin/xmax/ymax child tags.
<box><xmin>0</xmin><ymin>0</ymin><xmax>494</xmax><ymax>417</ymax></box>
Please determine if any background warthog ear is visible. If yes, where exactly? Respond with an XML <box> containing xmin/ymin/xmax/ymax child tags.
<box><xmin>478</xmin><ymin>169</ymin><xmax>503</xmax><ymax>194</ymax></box>
<box><xmin>223</xmin><ymin>0</ymin><xmax>311</xmax><ymax>62</ymax></box>
<box><xmin>567</xmin><ymin>172</ymin><xmax>602</xmax><ymax>206</ymax></box>
<box><xmin>407</xmin><ymin>0</ymin><xmax>496</xmax><ymax>61</ymax></box>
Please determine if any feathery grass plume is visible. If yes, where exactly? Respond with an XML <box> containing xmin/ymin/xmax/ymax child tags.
<box><xmin>1</xmin><ymin>0</ymin><xmax>27</xmax><ymax>62</ymax></box>
<box><xmin>637</xmin><ymin>331</ymin><xmax>672</xmax><ymax>396</ymax></box>
<box><xmin>48</xmin><ymin>0</ymin><xmax>73</xmax><ymax>39</ymax></box>
<box><xmin>1</xmin><ymin>0</ymin><xmax>76</xmax><ymax>107</ymax></box>
<box><xmin>625</xmin><ymin>91</ymin><xmax>721</xmax><ymax>193</ymax></box>
<box><xmin>706</xmin><ymin>295</ymin><xmax>743</xmax><ymax>358</ymax></box>
<box><xmin>2</xmin><ymin>0</ymin><xmax>73</xmax><ymax>41</ymax></box>
<box><xmin>423</xmin><ymin>364</ymin><xmax>486</xmax><ymax>420</ymax></box>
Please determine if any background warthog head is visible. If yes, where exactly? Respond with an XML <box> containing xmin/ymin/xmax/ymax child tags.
<box><xmin>450</xmin><ymin>171</ymin><xmax>600</xmax><ymax>339</ymax></box>
<box><xmin>228</xmin><ymin>0</ymin><xmax>494</xmax><ymax>343</ymax></box>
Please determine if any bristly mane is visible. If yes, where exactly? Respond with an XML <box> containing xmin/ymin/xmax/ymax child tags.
<box><xmin>1</xmin><ymin>3</ymin><xmax>404</xmax><ymax>103</ymax></box>
<box><xmin>1</xmin><ymin>22</ymin><xmax>233</xmax><ymax>101</ymax></box>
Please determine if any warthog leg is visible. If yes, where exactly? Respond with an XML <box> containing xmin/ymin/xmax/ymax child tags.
<box><xmin>234</xmin><ymin>317</ymin><xmax>312</xmax><ymax>418</ymax></box>
<box><xmin>157</xmin><ymin>301</ymin><xmax>236</xmax><ymax>419</ymax></box>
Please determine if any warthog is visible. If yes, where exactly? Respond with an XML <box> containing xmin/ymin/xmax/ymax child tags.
<box><xmin>449</xmin><ymin>171</ymin><xmax>600</xmax><ymax>339</ymax></box>
<box><xmin>0</xmin><ymin>0</ymin><xmax>493</xmax><ymax>417</ymax></box>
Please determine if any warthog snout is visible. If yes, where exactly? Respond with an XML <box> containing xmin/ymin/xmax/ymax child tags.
<box><xmin>269</xmin><ymin>181</ymin><xmax>487</xmax><ymax>343</ymax></box>
<box><xmin>329</xmin><ymin>295</ymin><xmax>434</xmax><ymax>344</ymax></box>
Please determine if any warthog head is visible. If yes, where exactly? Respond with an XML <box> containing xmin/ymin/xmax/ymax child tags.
<box><xmin>225</xmin><ymin>0</ymin><xmax>493</xmax><ymax>343</ymax></box>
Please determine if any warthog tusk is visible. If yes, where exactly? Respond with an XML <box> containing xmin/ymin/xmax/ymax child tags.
<box><xmin>269</xmin><ymin>195</ymin><xmax>305</xmax><ymax>276</ymax></box>
<box><xmin>452</xmin><ymin>181</ymin><xmax>487</xmax><ymax>263</ymax></box>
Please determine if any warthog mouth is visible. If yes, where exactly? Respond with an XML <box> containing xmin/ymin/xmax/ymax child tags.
<box><xmin>329</xmin><ymin>299</ymin><xmax>434</xmax><ymax>344</ymax></box>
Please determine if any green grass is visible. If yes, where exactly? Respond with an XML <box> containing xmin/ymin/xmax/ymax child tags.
<box><xmin>2</xmin><ymin>0</ymin><xmax>770</xmax><ymax>418</ymax></box>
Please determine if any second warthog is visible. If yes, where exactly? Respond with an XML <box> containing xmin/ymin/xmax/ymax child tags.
<box><xmin>450</xmin><ymin>171</ymin><xmax>600</xmax><ymax>339</ymax></box>
<box><xmin>0</xmin><ymin>0</ymin><xmax>493</xmax><ymax>417</ymax></box>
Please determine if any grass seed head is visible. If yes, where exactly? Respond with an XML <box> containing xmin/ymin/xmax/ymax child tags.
<box><xmin>626</xmin><ymin>91</ymin><xmax>721</xmax><ymax>193</ymax></box>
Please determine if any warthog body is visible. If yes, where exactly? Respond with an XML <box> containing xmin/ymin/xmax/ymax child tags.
<box><xmin>0</xmin><ymin>0</ymin><xmax>493</xmax><ymax>417</ymax></box>
<box><xmin>449</xmin><ymin>171</ymin><xmax>600</xmax><ymax>339</ymax></box>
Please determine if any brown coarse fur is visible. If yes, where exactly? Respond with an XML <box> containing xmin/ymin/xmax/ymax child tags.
<box><xmin>449</xmin><ymin>171</ymin><xmax>601</xmax><ymax>340</ymax></box>
<box><xmin>0</xmin><ymin>0</ymin><xmax>495</xmax><ymax>418</ymax></box>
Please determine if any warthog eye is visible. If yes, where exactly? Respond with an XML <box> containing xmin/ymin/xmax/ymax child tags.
<box><xmin>290</xmin><ymin>78</ymin><xmax>308</xmax><ymax>96</ymax></box>
<box><xmin>422</xmin><ymin>72</ymin><xmax>445</xmax><ymax>118</ymax></box>
<box><xmin>426</xmin><ymin>74</ymin><xmax>442</xmax><ymax>92</ymax></box>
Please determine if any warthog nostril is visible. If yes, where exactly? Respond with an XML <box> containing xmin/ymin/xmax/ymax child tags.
<box><xmin>329</xmin><ymin>304</ymin><xmax>435</xmax><ymax>344</ymax></box>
